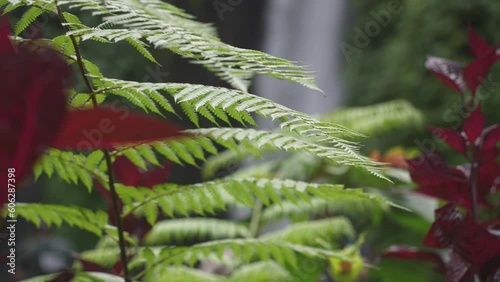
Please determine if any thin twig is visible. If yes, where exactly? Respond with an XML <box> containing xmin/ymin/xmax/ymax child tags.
<box><xmin>469</xmin><ymin>147</ymin><xmax>479</xmax><ymax>221</ymax></box>
<box><xmin>56</xmin><ymin>4</ymin><xmax>131</xmax><ymax>281</ymax></box>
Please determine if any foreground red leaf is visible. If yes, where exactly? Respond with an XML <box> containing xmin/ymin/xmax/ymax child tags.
<box><xmin>0</xmin><ymin>20</ymin><xmax>71</xmax><ymax>206</ymax></box>
<box><xmin>52</xmin><ymin>107</ymin><xmax>185</xmax><ymax>150</ymax></box>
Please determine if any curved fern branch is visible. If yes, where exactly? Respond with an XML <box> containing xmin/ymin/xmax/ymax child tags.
<box><xmin>188</xmin><ymin>127</ymin><xmax>383</xmax><ymax>177</ymax></box>
<box><xmin>145</xmin><ymin>218</ymin><xmax>251</xmax><ymax>245</ymax></box>
<box><xmin>260</xmin><ymin>198</ymin><xmax>387</xmax><ymax>224</ymax></box>
<box><xmin>260</xmin><ymin>217</ymin><xmax>355</xmax><ymax>247</ymax></box>
<box><xmin>5</xmin><ymin>203</ymin><xmax>108</xmax><ymax>236</ymax></box>
<box><xmin>86</xmin><ymin>77</ymin><xmax>384</xmax><ymax>177</ymax></box>
<box><xmin>229</xmin><ymin>261</ymin><xmax>293</xmax><ymax>282</ymax></box>
<box><xmin>54</xmin><ymin>0</ymin><xmax>320</xmax><ymax>92</ymax></box>
<box><xmin>33</xmin><ymin>149</ymin><xmax>108</xmax><ymax>190</ymax></box>
<box><xmin>322</xmin><ymin>99</ymin><xmax>424</xmax><ymax>136</ymax></box>
<box><xmin>118</xmin><ymin>177</ymin><xmax>403</xmax><ymax>223</ymax></box>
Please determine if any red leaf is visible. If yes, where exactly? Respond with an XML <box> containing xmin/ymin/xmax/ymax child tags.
<box><xmin>407</xmin><ymin>153</ymin><xmax>495</xmax><ymax>208</ymax></box>
<box><xmin>446</xmin><ymin>251</ymin><xmax>474</xmax><ymax>282</ymax></box>
<box><xmin>426</xmin><ymin>56</ymin><xmax>466</xmax><ymax>94</ymax></box>
<box><xmin>482</xmin><ymin>124</ymin><xmax>500</xmax><ymax>151</ymax></box>
<box><xmin>382</xmin><ymin>245</ymin><xmax>446</xmax><ymax>273</ymax></box>
<box><xmin>478</xmin><ymin>158</ymin><xmax>500</xmax><ymax>200</ymax></box>
<box><xmin>468</xmin><ymin>23</ymin><xmax>495</xmax><ymax>59</ymax></box>
<box><xmin>407</xmin><ymin>152</ymin><xmax>450</xmax><ymax>184</ymax></box>
<box><xmin>427</xmin><ymin>126</ymin><xmax>467</xmax><ymax>154</ymax></box>
<box><xmin>423</xmin><ymin>204</ymin><xmax>463</xmax><ymax>249</ymax></box>
<box><xmin>48</xmin><ymin>271</ymin><xmax>75</xmax><ymax>282</ymax></box>
<box><xmin>463</xmin><ymin>105</ymin><xmax>485</xmax><ymax>145</ymax></box>
<box><xmin>453</xmin><ymin>216</ymin><xmax>500</xmax><ymax>274</ymax></box>
<box><xmin>79</xmin><ymin>259</ymin><xmax>106</xmax><ymax>273</ymax></box>
<box><xmin>424</xmin><ymin>205</ymin><xmax>500</xmax><ymax>280</ymax></box>
<box><xmin>52</xmin><ymin>107</ymin><xmax>185</xmax><ymax>150</ymax></box>
<box><xmin>0</xmin><ymin>20</ymin><xmax>71</xmax><ymax>206</ymax></box>
<box><xmin>463</xmin><ymin>50</ymin><xmax>497</xmax><ymax>95</ymax></box>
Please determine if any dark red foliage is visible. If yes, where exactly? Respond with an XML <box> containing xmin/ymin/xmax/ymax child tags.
<box><xmin>426</xmin><ymin>25</ymin><xmax>499</xmax><ymax>96</ymax></box>
<box><xmin>52</xmin><ymin>107</ymin><xmax>185</xmax><ymax>150</ymax></box>
<box><xmin>468</xmin><ymin>23</ymin><xmax>495</xmax><ymax>59</ymax></box>
<box><xmin>402</xmin><ymin>26</ymin><xmax>500</xmax><ymax>282</ymax></box>
<box><xmin>408</xmin><ymin>152</ymin><xmax>498</xmax><ymax>208</ymax></box>
<box><xmin>48</xmin><ymin>271</ymin><xmax>75</xmax><ymax>282</ymax></box>
<box><xmin>382</xmin><ymin>245</ymin><xmax>446</xmax><ymax>273</ymax></box>
<box><xmin>70</xmin><ymin>254</ymin><xmax>126</xmax><ymax>277</ymax></box>
<box><xmin>423</xmin><ymin>204</ymin><xmax>500</xmax><ymax>281</ymax></box>
<box><xmin>483</xmin><ymin>124</ymin><xmax>500</xmax><ymax>151</ymax></box>
<box><xmin>407</xmin><ymin>153</ymin><xmax>473</xmax><ymax>207</ymax></box>
<box><xmin>425</xmin><ymin>56</ymin><xmax>466</xmax><ymax>94</ymax></box>
<box><xmin>427</xmin><ymin>104</ymin><xmax>488</xmax><ymax>153</ymax></box>
<box><xmin>0</xmin><ymin>20</ymin><xmax>71</xmax><ymax>206</ymax></box>
<box><xmin>423</xmin><ymin>204</ymin><xmax>464</xmax><ymax>248</ymax></box>
<box><xmin>0</xmin><ymin>20</ymin><xmax>185</xmax><ymax>207</ymax></box>
<box><xmin>462</xmin><ymin>105</ymin><xmax>485</xmax><ymax>144</ymax></box>
<box><xmin>426</xmin><ymin>126</ymin><xmax>466</xmax><ymax>154</ymax></box>
<box><xmin>462</xmin><ymin>50</ymin><xmax>498</xmax><ymax>94</ymax></box>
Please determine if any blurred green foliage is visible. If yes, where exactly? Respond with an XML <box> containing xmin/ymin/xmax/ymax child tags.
<box><xmin>343</xmin><ymin>0</ymin><xmax>500</xmax><ymax>153</ymax></box>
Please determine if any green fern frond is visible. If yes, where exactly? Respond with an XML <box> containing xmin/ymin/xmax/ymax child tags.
<box><xmin>80</xmin><ymin>239</ymin><xmax>348</xmax><ymax>271</ymax></box>
<box><xmin>55</xmin><ymin>0</ymin><xmax>320</xmax><ymax>91</ymax></box>
<box><xmin>81</xmin><ymin>247</ymin><xmax>122</xmax><ymax>268</ymax></box>
<box><xmin>229</xmin><ymin>261</ymin><xmax>293</xmax><ymax>282</ymax></box>
<box><xmin>157</xmin><ymin>239</ymin><xmax>349</xmax><ymax>267</ymax></box>
<box><xmin>87</xmin><ymin>77</ymin><xmax>384</xmax><ymax>177</ymax></box>
<box><xmin>261</xmin><ymin>198</ymin><xmax>386</xmax><ymax>225</ymax></box>
<box><xmin>322</xmin><ymin>99</ymin><xmax>424</xmax><ymax>136</ymax></box>
<box><xmin>7</xmin><ymin>203</ymin><xmax>108</xmax><ymax>236</ymax></box>
<box><xmin>125</xmin><ymin>37</ymin><xmax>158</xmax><ymax>64</ymax></box>
<box><xmin>33</xmin><ymin>149</ymin><xmax>108</xmax><ymax>191</ymax></box>
<box><xmin>260</xmin><ymin>217</ymin><xmax>355</xmax><ymax>247</ymax></box>
<box><xmin>119</xmin><ymin>177</ymin><xmax>401</xmax><ymax>223</ymax></box>
<box><xmin>14</xmin><ymin>6</ymin><xmax>43</xmax><ymax>35</ymax></box>
<box><xmin>2</xmin><ymin>1</ymin><xmax>55</xmax><ymax>15</ymax></box>
<box><xmin>19</xmin><ymin>272</ymin><xmax>128</xmax><ymax>282</ymax></box>
<box><xmin>88</xmin><ymin>78</ymin><xmax>351</xmax><ymax>138</ymax></box>
<box><xmin>89</xmin><ymin>77</ymin><xmax>356</xmax><ymax>136</ymax></box>
<box><xmin>146</xmin><ymin>266</ymin><xmax>226</xmax><ymax>282</ymax></box>
<box><xmin>145</xmin><ymin>218</ymin><xmax>251</xmax><ymax>245</ymax></box>
<box><xmin>114</xmin><ymin>137</ymin><xmax>212</xmax><ymax>167</ymax></box>
<box><xmin>189</xmin><ymin>127</ymin><xmax>384</xmax><ymax>178</ymax></box>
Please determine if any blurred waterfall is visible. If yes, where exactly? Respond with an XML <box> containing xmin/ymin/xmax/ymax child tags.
<box><xmin>255</xmin><ymin>0</ymin><xmax>347</xmax><ymax>116</ymax></box>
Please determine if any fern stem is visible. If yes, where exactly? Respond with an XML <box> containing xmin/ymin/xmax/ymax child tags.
<box><xmin>55</xmin><ymin>4</ymin><xmax>131</xmax><ymax>281</ymax></box>
<box><xmin>469</xmin><ymin>147</ymin><xmax>479</xmax><ymax>221</ymax></box>
<box><xmin>249</xmin><ymin>201</ymin><xmax>263</xmax><ymax>238</ymax></box>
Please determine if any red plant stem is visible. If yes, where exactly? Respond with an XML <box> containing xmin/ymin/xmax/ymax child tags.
<box><xmin>55</xmin><ymin>5</ymin><xmax>131</xmax><ymax>281</ymax></box>
<box><xmin>469</xmin><ymin>147</ymin><xmax>479</xmax><ymax>221</ymax></box>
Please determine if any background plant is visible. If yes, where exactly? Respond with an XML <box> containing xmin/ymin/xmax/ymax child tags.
<box><xmin>380</xmin><ymin>26</ymin><xmax>500</xmax><ymax>282</ymax></box>
<box><xmin>0</xmin><ymin>1</ymin><xmax>412</xmax><ymax>281</ymax></box>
